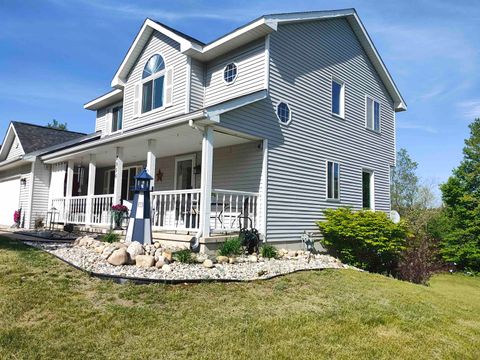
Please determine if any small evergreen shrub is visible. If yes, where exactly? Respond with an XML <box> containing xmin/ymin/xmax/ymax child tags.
<box><xmin>218</xmin><ymin>237</ymin><xmax>242</xmax><ymax>257</ymax></box>
<box><xmin>173</xmin><ymin>249</ymin><xmax>194</xmax><ymax>263</ymax></box>
<box><xmin>239</xmin><ymin>228</ymin><xmax>260</xmax><ymax>254</ymax></box>
<box><xmin>102</xmin><ymin>231</ymin><xmax>119</xmax><ymax>243</ymax></box>
<box><xmin>63</xmin><ymin>223</ymin><xmax>73</xmax><ymax>233</ymax></box>
<box><xmin>260</xmin><ymin>244</ymin><xmax>278</xmax><ymax>259</ymax></box>
<box><xmin>317</xmin><ymin>208</ymin><xmax>407</xmax><ymax>275</ymax></box>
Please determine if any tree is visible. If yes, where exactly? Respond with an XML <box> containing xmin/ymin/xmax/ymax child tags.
<box><xmin>47</xmin><ymin>119</ymin><xmax>68</xmax><ymax>130</ymax></box>
<box><xmin>440</xmin><ymin>118</ymin><xmax>480</xmax><ymax>270</ymax></box>
<box><xmin>391</xmin><ymin>148</ymin><xmax>419</xmax><ymax>215</ymax></box>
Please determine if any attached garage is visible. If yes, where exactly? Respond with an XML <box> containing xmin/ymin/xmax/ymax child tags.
<box><xmin>0</xmin><ymin>177</ymin><xmax>20</xmax><ymax>226</ymax></box>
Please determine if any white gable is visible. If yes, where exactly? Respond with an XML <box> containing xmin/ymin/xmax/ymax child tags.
<box><xmin>0</xmin><ymin>124</ymin><xmax>25</xmax><ymax>162</ymax></box>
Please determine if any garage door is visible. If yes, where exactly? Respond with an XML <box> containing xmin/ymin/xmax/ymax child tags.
<box><xmin>0</xmin><ymin>178</ymin><xmax>20</xmax><ymax>226</ymax></box>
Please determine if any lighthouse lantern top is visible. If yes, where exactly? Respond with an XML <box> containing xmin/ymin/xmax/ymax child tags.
<box><xmin>134</xmin><ymin>169</ymin><xmax>153</xmax><ymax>191</ymax></box>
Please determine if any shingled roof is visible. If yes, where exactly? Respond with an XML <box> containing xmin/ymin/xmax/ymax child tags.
<box><xmin>12</xmin><ymin>121</ymin><xmax>86</xmax><ymax>154</ymax></box>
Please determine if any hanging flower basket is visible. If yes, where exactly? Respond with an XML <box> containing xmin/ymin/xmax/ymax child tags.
<box><xmin>111</xmin><ymin>204</ymin><xmax>128</xmax><ymax>229</ymax></box>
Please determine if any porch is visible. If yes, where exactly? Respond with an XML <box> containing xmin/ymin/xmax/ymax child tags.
<box><xmin>44</xmin><ymin>122</ymin><xmax>267</xmax><ymax>241</ymax></box>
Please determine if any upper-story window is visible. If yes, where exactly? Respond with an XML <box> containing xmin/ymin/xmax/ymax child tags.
<box><xmin>276</xmin><ymin>101</ymin><xmax>291</xmax><ymax>124</ymax></box>
<box><xmin>142</xmin><ymin>54</ymin><xmax>166</xmax><ymax>113</ymax></box>
<box><xmin>223</xmin><ymin>63</ymin><xmax>238</xmax><ymax>84</ymax></box>
<box><xmin>112</xmin><ymin>106</ymin><xmax>123</xmax><ymax>132</ymax></box>
<box><xmin>331</xmin><ymin>78</ymin><xmax>345</xmax><ymax>118</ymax></box>
<box><xmin>366</xmin><ymin>96</ymin><xmax>380</xmax><ymax>132</ymax></box>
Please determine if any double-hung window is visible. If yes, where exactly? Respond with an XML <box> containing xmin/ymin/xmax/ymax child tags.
<box><xmin>111</xmin><ymin>106</ymin><xmax>123</xmax><ymax>132</ymax></box>
<box><xmin>142</xmin><ymin>54</ymin><xmax>166</xmax><ymax>113</ymax></box>
<box><xmin>326</xmin><ymin>161</ymin><xmax>340</xmax><ymax>200</ymax></box>
<box><xmin>331</xmin><ymin>79</ymin><xmax>345</xmax><ymax>118</ymax></box>
<box><xmin>366</xmin><ymin>96</ymin><xmax>380</xmax><ymax>131</ymax></box>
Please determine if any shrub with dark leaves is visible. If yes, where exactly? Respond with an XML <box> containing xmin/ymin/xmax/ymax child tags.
<box><xmin>397</xmin><ymin>235</ymin><xmax>439</xmax><ymax>285</ymax></box>
<box><xmin>240</xmin><ymin>228</ymin><xmax>260</xmax><ymax>254</ymax></box>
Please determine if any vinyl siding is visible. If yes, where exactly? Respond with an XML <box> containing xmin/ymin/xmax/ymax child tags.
<box><xmin>123</xmin><ymin>31</ymin><xmax>188</xmax><ymax>130</ymax></box>
<box><xmin>5</xmin><ymin>136</ymin><xmax>23</xmax><ymax>160</ymax></box>
<box><xmin>29</xmin><ymin>159</ymin><xmax>51</xmax><ymax>229</ymax></box>
<box><xmin>219</xmin><ymin>19</ymin><xmax>396</xmax><ymax>245</ymax></box>
<box><xmin>190</xmin><ymin>58</ymin><xmax>205</xmax><ymax>111</ymax></box>
<box><xmin>95</xmin><ymin>107</ymin><xmax>108</xmax><ymax>133</ymax></box>
<box><xmin>204</xmin><ymin>39</ymin><xmax>266</xmax><ymax>107</ymax></box>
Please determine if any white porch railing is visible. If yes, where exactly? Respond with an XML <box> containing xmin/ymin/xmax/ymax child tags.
<box><xmin>89</xmin><ymin>195</ymin><xmax>114</xmax><ymax>225</ymax></box>
<box><xmin>50</xmin><ymin>189</ymin><xmax>259</xmax><ymax>233</ymax></box>
<box><xmin>51</xmin><ymin>194</ymin><xmax>114</xmax><ymax>226</ymax></box>
<box><xmin>151</xmin><ymin>189</ymin><xmax>201</xmax><ymax>231</ymax></box>
<box><xmin>211</xmin><ymin>189</ymin><xmax>259</xmax><ymax>232</ymax></box>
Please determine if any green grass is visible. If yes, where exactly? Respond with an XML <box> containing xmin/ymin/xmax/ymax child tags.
<box><xmin>0</xmin><ymin>236</ymin><xmax>479</xmax><ymax>359</ymax></box>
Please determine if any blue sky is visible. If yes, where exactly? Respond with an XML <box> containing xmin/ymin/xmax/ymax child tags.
<box><xmin>1</xmin><ymin>0</ymin><xmax>479</xmax><ymax>189</ymax></box>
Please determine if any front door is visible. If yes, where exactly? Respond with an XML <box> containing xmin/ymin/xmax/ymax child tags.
<box><xmin>175</xmin><ymin>155</ymin><xmax>195</xmax><ymax>190</ymax></box>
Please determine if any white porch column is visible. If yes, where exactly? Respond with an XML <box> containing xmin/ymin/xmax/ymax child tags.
<box><xmin>199</xmin><ymin>126</ymin><xmax>214</xmax><ymax>238</ymax></box>
<box><xmin>113</xmin><ymin>147</ymin><xmax>123</xmax><ymax>205</ymax></box>
<box><xmin>85</xmin><ymin>154</ymin><xmax>96</xmax><ymax>226</ymax></box>
<box><xmin>146</xmin><ymin>139</ymin><xmax>157</xmax><ymax>190</ymax></box>
<box><xmin>66</xmin><ymin>160</ymin><xmax>74</xmax><ymax>197</ymax></box>
<box><xmin>260</xmin><ymin>139</ymin><xmax>268</xmax><ymax>241</ymax></box>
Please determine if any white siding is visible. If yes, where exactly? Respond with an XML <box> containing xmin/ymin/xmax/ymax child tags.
<box><xmin>190</xmin><ymin>58</ymin><xmax>205</xmax><ymax>111</ymax></box>
<box><xmin>95</xmin><ymin>108</ymin><xmax>108</xmax><ymax>133</ymax></box>
<box><xmin>123</xmin><ymin>31</ymin><xmax>188</xmax><ymax>130</ymax></box>
<box><xmin>29</xmin><ymin>159</ymin><xmax>51</xmax><ymax>229</ymax></box>
<box><xmin>5</xmin><ymin>136</ymin><xmax>23</xmax><ymax>160</ymax></box>
<box><xmin>219</xmin><ymin>19</ymin><xmax>396</xmax><ymax>245</ymax></box>
<box><xmin>204</xmin><ymin>39</ymin><xmax>266</xmax><ymax>107</ymax></box>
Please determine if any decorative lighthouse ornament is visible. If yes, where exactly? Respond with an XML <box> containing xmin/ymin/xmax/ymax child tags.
<box><xmin>125</xmin><ymin>168</ymin><xmax>153</xmax><ymax>245</ymax></box>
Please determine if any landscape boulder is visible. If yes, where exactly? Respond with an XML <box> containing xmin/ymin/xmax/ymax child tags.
<box><xmin>107</xmin><ymin>248</ymin><xmax>129</xmax><ymax>266</ymax></box>
<box><xmin>203</xmin><ymin>259</ymin><xmax>214</xmax><ymax>268</ymax></box>
<box><xmin>135</xmin><ymin>255</ymin><xmax>155</xmax><ymax>268</ymax></box>
<box><xmin>127</xmin><ymin>241</ymin><xmax>144</xmax><ymax>260</ymax></box>
<box><xmin>216</xmin><ymin>256</ymin><xmax>229</xmax><ymax>264</ymax></box>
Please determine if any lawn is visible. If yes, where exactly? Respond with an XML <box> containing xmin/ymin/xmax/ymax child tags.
<box><xmin>0</xmin><ymin>236</ymin><xmax>479</xmax><ymax>359</ymax></box>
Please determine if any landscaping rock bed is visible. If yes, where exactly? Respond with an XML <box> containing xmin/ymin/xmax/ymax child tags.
<box><xmin>24</xmin><ymin>235</ymin><xmax>353</xmax><ymax>282</ymax></box>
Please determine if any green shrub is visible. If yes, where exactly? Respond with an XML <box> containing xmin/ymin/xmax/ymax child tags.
<box><xmin>173</xmin><ymin>249</ymin><xmax>193</xmax><ymax>263</ymax></box>
<box><xmin>102</xmin><ymin>231</ymin><xmax>119</xmax><ymax>243</ymax></box>
<box><xmin>317</xmin><ymin>208</ymin><xmax>407</xmax><ymax>275</ymax></box>
<box><xmin>260</xmin><ymin>244</ymin><xmax>278</xmax><ymax>259</ymax></box>
<box><xmin>218</xmin><ymin>237</ymin><xmax>242</xmax><ymax>256</ymax></box>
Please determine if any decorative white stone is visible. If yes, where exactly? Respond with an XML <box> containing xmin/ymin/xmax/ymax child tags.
<box><xmin>162</xmin><ymin>264</ymin><xmax>172</xmax><ymax>272</ymax></box>
<box><xmin>203</xmin><ymin>259</ymin><xmax>214</xmax><ymax>268</ymax></box>
<box><xmin>247</xmin><ymin>255</ymin><xmax>258</xmax><ymax>263</ymax></box>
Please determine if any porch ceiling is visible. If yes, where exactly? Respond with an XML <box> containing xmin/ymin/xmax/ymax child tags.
<box><xmin>47</xmin><ymin>124</ymin><xmax>256</xmax><ymax>167</ymax></box>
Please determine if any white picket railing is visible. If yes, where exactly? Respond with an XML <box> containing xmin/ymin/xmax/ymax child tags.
<box><xmin>211</xmin><ymin>189</ymin><xmax>259</xmax><ymax>232</ymax></box>
<box><xmin>151</xmin><ymin>189</ymin><xmax>201</xmax><ymax>231</ymax></box>
<box><xmin>51</xmin><ymin>194</ymin><xmax>114</xmax><ymax>226</ymax></box>
<box><xmin>90</xmin><ymin>195</ymin><xmax>114</xmax><ymax>225</ymax></box>
<box><xmin>50</xmin><ymin>189</ymin><xmax>259</xmax><ymax>233</ymax></box>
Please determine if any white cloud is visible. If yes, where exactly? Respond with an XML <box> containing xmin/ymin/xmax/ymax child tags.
<box><xmin>397</xmin><ymin>121</ymin><xmax>437</xmax><ymax>134</ymax></box>
<box><xmin>457</xmin><ymin>100</ymin><xmax>480</xmax><ymax>119</ymax></box>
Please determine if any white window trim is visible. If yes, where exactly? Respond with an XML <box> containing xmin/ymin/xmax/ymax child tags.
<box><xmin>275</xmin><ymin>100</ymin><xmax>292</xmax><ymax>125</ymax></box>
<box><xmin>365</xmin><ymin>95</ymin><xmax>381</xmax><ymax>133</ymax></box>
<box><xmin>362</xmin><ymin>168</ymin><xmax>375</xmax><ymax>211</ymax></box>
<box><xmin>110</xmin><ymin>105</ymin><xmax>124</xmax><ymax>135</ymax></box>
<box><xmin>223</xmin><ymin>62</ymin><xmax>238</xmax><ymax>85</ymax></box>
<box><xmin>326</xmin><ymin>160</ymin><xmax>341</xmax><ymax>201</ymax></box>
<box><xmin>331</xmin><ymin>76</ymin><xmax>345</xmax><ymax>119</ymax></box>
<box><xmin>141</xmin><ymin>54</ymin><xmax>167</xmax><ymax>115</ymax></box>
<box><xmin>174</xmin><ymin>154</ymin><xmax>196</xmax><ymax>190</ymax></box>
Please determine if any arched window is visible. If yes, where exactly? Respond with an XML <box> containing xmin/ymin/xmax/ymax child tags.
<box><xmin>276</xmin><ymin>101</ymin><xmax>291</xmax><ymax>124</ymax></box>
<box><xmin>142</xmin><ymin>54</ymin><xmax>166</xmax><ymax>113</ymax></box>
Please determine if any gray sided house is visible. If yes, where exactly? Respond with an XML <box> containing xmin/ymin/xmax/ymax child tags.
<box><xmin>0</xmin><ymin>9</ymin><xmax>406</xmax><ymax>250</ymax></box>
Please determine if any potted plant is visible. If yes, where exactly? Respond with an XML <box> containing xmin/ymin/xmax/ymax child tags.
<box><xmin>111</xmin><ymin>204</ymin><xmax>128</xmax><ymax>229</ymax></box>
